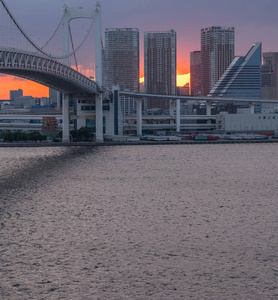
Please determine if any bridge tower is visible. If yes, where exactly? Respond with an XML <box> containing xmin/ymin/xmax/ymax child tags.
<box><xmin>62</xmin><ymin>3</ymin><xmax>103</xmax><ymax>142</ymax></box>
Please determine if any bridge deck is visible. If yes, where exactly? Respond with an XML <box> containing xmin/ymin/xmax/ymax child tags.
<box><xmin>0</xmin><ymin>48</ymin><xmax>112</xmax><ymax>100</ymax></box>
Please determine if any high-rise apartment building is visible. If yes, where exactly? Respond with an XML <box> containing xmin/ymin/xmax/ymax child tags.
<box><xmin>105</xmin><ymin>28</ymin><xmax>139</xmax><ymax>91</ymax></box>
<box><xmin>190</xmin><ymin>51</ymin><xmax>201</xmax><ymax>96</ymax></box>
<box><xmin>144</xmin><ymin>30</ymin><xmax>176</xmax><ymax>109</ymax></box>
<box><xmin>262</xmin><ymin>52</ymin><xmax>278</xmax><ymax>86</ymax></box>
<box><xmin>262</xmin><ymin>52</ymin><xmax>278</xmax><ymax>100</ymax></box>
<box><xmin>201</xmin><ymin>26</ymin><xmax>235</xmax><ymax>96</ymax></box>
<box><xmin>105</xmin><ymin>28</ymin><xmax>139</xmax><ymax>115</ymax></box>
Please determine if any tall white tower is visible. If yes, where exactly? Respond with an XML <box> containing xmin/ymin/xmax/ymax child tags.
<box><xmin>61</xmin><ymin>3</ymin><xmax>104</xmax><ymax>142</ymax></box>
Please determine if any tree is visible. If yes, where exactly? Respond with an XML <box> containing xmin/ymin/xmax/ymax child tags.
<box><xmin>70</xmin><ymin>127</ymin><xmax>94</xmax><ymax>142</ymax></box>
<box><xmin>3</xmin><ymin>131</ymin><xmax>14</xmax><ymax>142</ymax></box>
<box><xmin>27</xmin><ymin>131</ymin><xmax>46</xmax><ymax>142</ymax></box>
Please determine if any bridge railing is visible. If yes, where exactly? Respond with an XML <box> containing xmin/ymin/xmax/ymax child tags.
<box><xmin>0</xmin><ymin>47</ymin><xmax>101</xmax><ymax>94</ymax></box>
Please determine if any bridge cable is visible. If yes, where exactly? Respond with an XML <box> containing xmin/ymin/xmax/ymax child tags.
<box><xmin>45</xmin><ymin>12</ymin><xmax>97</xmax><ymax>60</ymax></box>
<box><xmin>0</xmin><ymin>0</ymin><xmax>52</xmax><ymax>57</ymax></box>
<box><xmin>40</xmin><ymin>10</ymin><xmax>66</xmax><ymax>50</ymax></box>
<box><xmin>68</xmin><ymin>23</ymin><xmax>78</xmax><ymax>72</ymax></box>
<box><xmin>0</xmin><ymin>0</ymin><xmax>97</xmax><ymax>60</ymax></box>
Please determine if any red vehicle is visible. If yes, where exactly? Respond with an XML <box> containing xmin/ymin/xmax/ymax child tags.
<box><xmin>207</xmin><ymin>135</ymin><xmax>220</xmax><ymax>140</ymax></box>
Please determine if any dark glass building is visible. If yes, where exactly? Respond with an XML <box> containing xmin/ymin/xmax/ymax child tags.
<box><xmin>144</xmin><ymin>30</ymin><xmax>176</xmax><ymax>109</ymax></box>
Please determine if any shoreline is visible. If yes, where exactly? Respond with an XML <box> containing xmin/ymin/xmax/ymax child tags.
<box><xmin>0</xmin><ymin>138</ymin><xmax>278</xmax><ymax>147</ymax></box>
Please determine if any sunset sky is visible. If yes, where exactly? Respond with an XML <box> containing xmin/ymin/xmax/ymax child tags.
<box><xmin>0</xmin><ymin>0</ymin><xmax>278</xmax><ymax>99</ymax></box>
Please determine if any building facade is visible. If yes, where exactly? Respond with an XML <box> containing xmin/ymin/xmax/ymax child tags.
<box><xmin>190</xmin><ymin>51</ymin><xmax>201</xmax><ymax>96</ymax></box>
<box><xmin>105</xmin><ymin>28</ymin><xmax>139</xmax><ymax>91</ymax></box>
<box><xmin>208</xmin><ymin>43</ymin><xmax>262</xmax><ymax>99</ymax></box>
<box><xmin>262</xmin><ymin>52</ymin><xmax>278</xmax><ymax>100</ymax></box>
<box><xmin>105</xmin><ymin>28</ymin><xmax>139</xmax><ymax>116</ymax></box>
<box><xmin>208</xmin><ymin>43</ymin><xmax>262</xmax><ymax>113</ymax></box>
<box><xmin>10</xmin><ymin>89</ymin><xmax>23</xmax><ymax>101</ymax></box>
<box><xmin>201</xmin><ymin>26</ymin><xmax>235</xmax><ymax>96</ymax></box>
<box><xmin>177</xmin><ymin>84</ymin><xmax>189</xmax><ymax>96</ymax></box>
<box><xmin>144</xmin><ymin>30</ymin><xmax>177</xmax><ymax>109</ymax></box>
<box><xmin>216</xmin><ymin>112</ymin><xmax>278</xmax><ymax>133</ymax></box>
<box><xmin>74</xmin><ymin>100</ymin><xmax>122</xmax><ymax>136</ymax></box>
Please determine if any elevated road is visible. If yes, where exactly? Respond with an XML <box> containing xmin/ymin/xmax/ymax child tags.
<box><xmin>119</xmin><ymin>91</ymin><xmax>278</xmax><ymax>104</ymax></box>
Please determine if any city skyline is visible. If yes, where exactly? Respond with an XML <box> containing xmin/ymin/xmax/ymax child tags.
<box><xmin>0</xmin><ymin>0</ymin><xmax>277</xmax><ymax>98</ymax></box>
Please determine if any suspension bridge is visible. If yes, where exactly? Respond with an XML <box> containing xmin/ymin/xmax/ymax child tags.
<box><xmin>0</xmin><ymin>0</ymin><xmax>106</xmax><ymax>142</ymax></box>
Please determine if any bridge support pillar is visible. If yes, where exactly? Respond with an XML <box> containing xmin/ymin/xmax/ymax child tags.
<box><xmin>206</xmin><ymin>101</ymin><xmax>212</xmax><ymax>116</ymax></box>
<box><xmin>170</xmin><ymin>100</ymin><xmax>175</xmax><ymax>116</ymax></box>
<box><xmin>176</xmin><ymin>99</ymin><xmax>180</xmax><ymax>133</ymax></box>
<box><xmin>136</xmin><ymin>98</ymin><xmax>142</xmax><ymax>136</ymax></box>
<box><xmin>62</xmin><ymin>94</ymin><xmax>70</xmax><ymax>143</ymax></box>
<box><xmin>96</xmin><ymin>94</ymin><xmax>103</xmax><ymax>142</ymax></box>
<box><xmin>249</xmin><ymin>103</ymin><xmax>255</xmax><ymax>114</ymax></box>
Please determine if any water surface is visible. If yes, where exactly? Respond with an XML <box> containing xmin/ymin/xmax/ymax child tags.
<box><xmin>0</xmin><ymin>144</ymin><xmax>278</xmax><ymax>299</ymax></box>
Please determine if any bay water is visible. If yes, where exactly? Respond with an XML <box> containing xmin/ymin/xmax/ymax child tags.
<box><xmin>0</xmin><ymin>144</ymin><xmax>278</xmax><ymax>299</ymax></box>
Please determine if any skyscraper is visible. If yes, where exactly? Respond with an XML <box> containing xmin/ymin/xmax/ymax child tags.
<box><xmin>105</xmin><ymin>28</ymin><xmax>139</xmax><ymax>91</ymax></box>
<box><xmin>190</xmin><ymin>51</ymin><xmax>201</xmax><ymax>96</ymax></box>
<box><xmin>201</xmin><ymin>26</ymin><xmax>235</xmax><ymax>96</ymax></box>
<box><xmin>262</xmin><ymin>52</ymin><xmax>278</xmax><ymax>100</ymax></box>
<box><xmin>105</xmin><ymin>28</ymin><xmax>139</xmax><ymax>115</ymax></box>
<box><xmin>144</xmin><ymin>30</ymin><xmax>176</xmax><ymax>109</ymax></box>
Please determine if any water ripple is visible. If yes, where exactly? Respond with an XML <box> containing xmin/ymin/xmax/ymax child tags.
<box><xmin>0</xmin><ymin>144</ymin><xmax>278</xmax><ymax>299</ymax></box>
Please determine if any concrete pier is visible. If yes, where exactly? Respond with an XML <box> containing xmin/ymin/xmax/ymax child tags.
<box><xmin>136</xmin><ymin>98</ymin><xmax>143</xmax><ymax>135</ymax></box>
<box><xmin>62</xmin><ymin>94</ymin><xmax>70</xmax><ymax>143</ymax></box>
